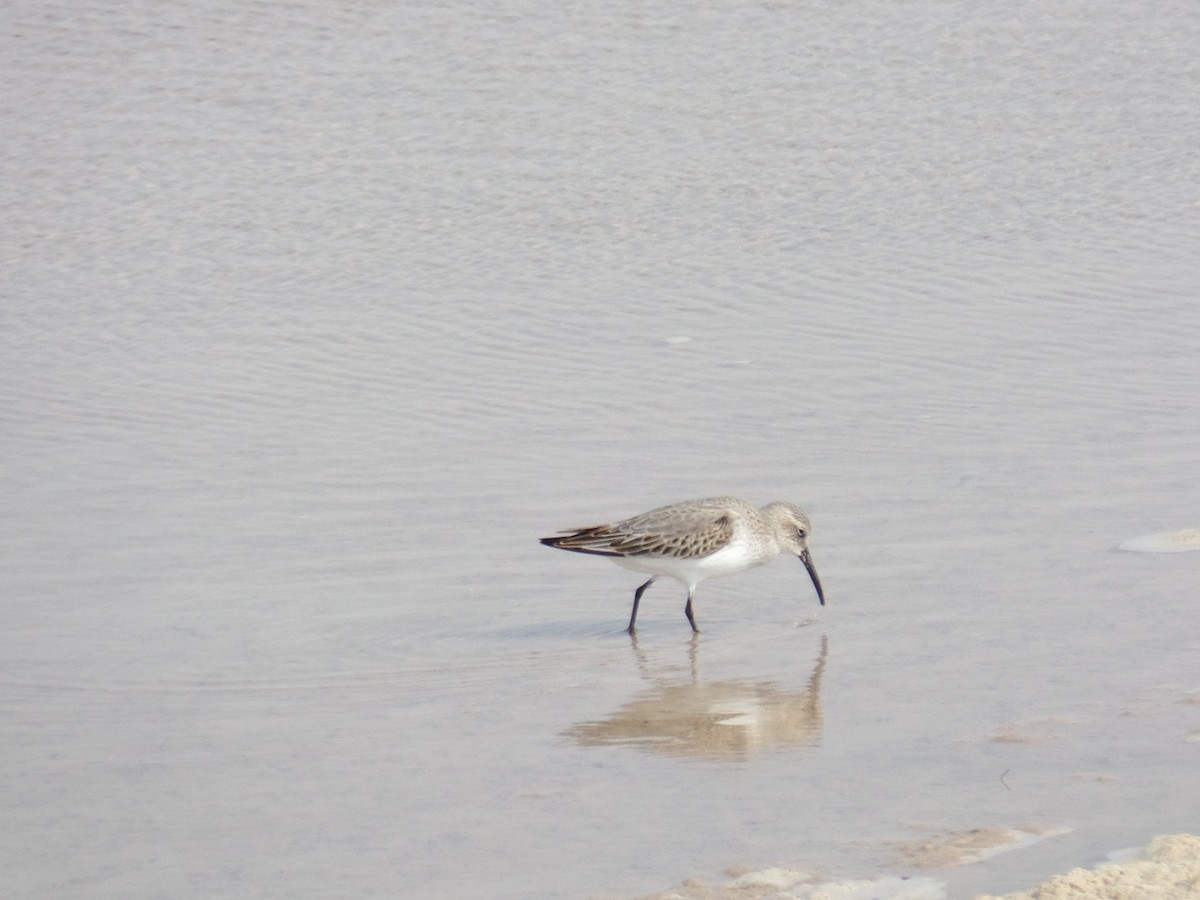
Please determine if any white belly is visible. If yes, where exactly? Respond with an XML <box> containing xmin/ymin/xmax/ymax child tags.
<box><xmin>612</xmin><ymin>536</ymin><xmax>767</xmax><ymax>588</ymax></box>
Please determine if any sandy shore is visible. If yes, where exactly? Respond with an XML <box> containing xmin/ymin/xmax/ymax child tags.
<box><xmin>624</xmin><ymin>833</ymin><xmax>1200</xmax><ymax>900</ymax></box>
<box><xmin>975</xmin><ymin>833</ymin><xmax>1200</xmax><ymax>900</ymax></box>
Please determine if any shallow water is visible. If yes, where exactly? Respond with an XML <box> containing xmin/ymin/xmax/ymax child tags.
<box><xmin>3</xmin><ymin>1</ymin><xmax>1199</xmax><ymax>898</ymax></box>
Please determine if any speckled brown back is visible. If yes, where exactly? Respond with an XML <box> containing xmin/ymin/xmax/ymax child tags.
<box><xmin>541</xmin><ymin>507</ymin><xmax>737</xmax><ymax>560</ymax></box>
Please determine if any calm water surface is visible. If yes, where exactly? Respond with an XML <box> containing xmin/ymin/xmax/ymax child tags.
<box><xmin>3</xmin><ymin>1</ymin><xmax>1199</xmax><ymax>898</ymax></box>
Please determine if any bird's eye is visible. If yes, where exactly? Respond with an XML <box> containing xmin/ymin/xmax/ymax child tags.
<box><xmin>796</xmin><ymin>527</ymin><xmax>807</xmax><ymax>539</ymax></box>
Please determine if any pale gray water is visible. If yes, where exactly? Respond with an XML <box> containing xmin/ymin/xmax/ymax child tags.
<box><xmin>3</xmin><ymin>1</ymin><xmax>1199</xmax><ymax>898</ymax></box>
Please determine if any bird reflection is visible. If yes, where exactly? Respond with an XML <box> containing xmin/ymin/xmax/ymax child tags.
<box><xmin>564</xmin><ymin>635</ymin><xmax>828</xmax><ymax>762</ymax></box>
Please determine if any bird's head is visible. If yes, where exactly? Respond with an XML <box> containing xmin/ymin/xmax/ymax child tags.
<box><xmin>763</xmin><ymin>502</ymin><xmax>825</xmax><ymax>607</ymax></box>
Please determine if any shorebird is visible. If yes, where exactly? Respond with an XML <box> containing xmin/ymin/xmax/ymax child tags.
<box><xmin>540</xmin><ymin>497</ymin><xmax>825</xmax><ymax>633</ymax></box>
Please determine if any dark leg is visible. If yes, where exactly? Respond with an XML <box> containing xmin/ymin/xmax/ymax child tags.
<box><xmin>628</xmin><ymin>578</ymin><xmax>655</xmax><ymax>633</ymax></box>
<box><xmin>684</xmin><ymin>590</ymin><xmax>698</xmax><ymax>633</ymax></box>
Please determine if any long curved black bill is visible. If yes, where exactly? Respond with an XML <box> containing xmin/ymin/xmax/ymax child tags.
<box><xmin>799</xmin><ymin>548</ymin><xmax>825</xmax><ymax>606</ymax></box>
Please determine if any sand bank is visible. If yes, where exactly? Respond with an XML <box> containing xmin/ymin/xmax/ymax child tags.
<box><xmin>976</xmin><ymin>833</ymin><xmax>1200</xmax><ymax>900</ymax></box>
<box><xmin>624</xmin><ymin>833</ymin><xmax>1200</xmax><ymax>900</ymax></box>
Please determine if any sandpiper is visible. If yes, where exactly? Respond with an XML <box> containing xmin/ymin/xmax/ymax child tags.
<box><xmin>540</xmin><ymin>496</ymin><xmax>825</xmax><ymax>633</ymax></box>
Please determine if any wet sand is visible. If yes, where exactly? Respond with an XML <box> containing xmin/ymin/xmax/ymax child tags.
<box><xmin>625</xmin><ymin>833</ymin><xmax>1200</xmax><ymax>899</ymax></box>
<box><xmin>977</xmin><ymin>833</ymin><xmax>1200</xmax><ymax>900</ymax></box>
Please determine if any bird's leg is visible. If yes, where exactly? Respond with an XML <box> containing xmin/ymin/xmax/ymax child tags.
<box><xmin>684</xmin><ymin>590</ymin><xmax>698</xmax><ymax>633</ymax></box>
<box><xmin>628</xmin><ymin>578</ymin><xmax>655</xmax><ymax>633</ymax></box>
